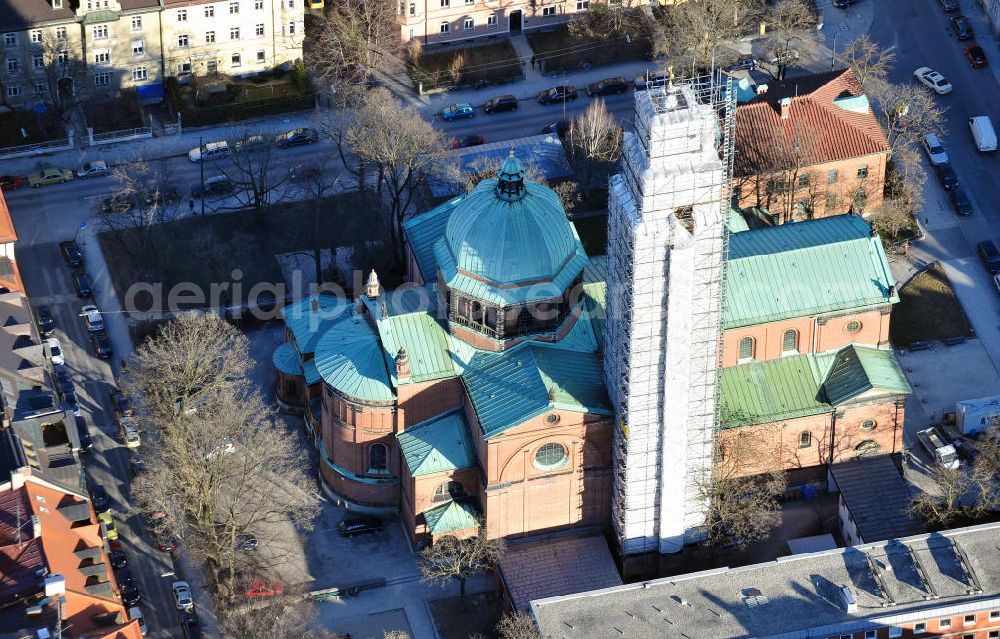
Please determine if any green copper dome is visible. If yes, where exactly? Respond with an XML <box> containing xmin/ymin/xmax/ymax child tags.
<box><xmin>440</xmin><ymin>153</ymin><xmax>586</xmax><ymax>296</ymax></box>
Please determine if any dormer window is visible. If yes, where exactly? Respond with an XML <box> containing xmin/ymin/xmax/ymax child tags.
<box><xmin>53</xmin><ymin>0</ymin><xmax>63</xmax><ymax>8</ymax></box>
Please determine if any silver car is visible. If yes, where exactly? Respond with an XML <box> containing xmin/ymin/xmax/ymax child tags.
<box><xmin>921</xmin><ymin>133</ymin><xmax>949</xmax><ymax>165</ymax></box>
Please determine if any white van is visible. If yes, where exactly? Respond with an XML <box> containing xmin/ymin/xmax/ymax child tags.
<box><xmin>188</xmin><ymin>140</ymin><xmax>230</xmax><ymax>162</ymax></box>
<box><xmin>128</xmin><ymin>606</ymin><xmax>147</xmax><ymax>637</ymax></box>
<box><xmin>969</xmin><ymin>116</ymin><xmax>997</xmax><ymax>152</ymax></box>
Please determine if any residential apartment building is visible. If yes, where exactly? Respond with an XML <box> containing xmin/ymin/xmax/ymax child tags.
<box><xmin>396</xmin><ymin>0</ymin><xmax>583</xmax><ymax>44</ymax></box>
<box><xmin>532</xmin><ymin>521</ymin><xmax>1000</xmax><ymax>639</ymax></box>
<box><xmin>160</xmin><ymin>0</ymin><xmax>302</xmax><ymax>81</ymax></box>
<box><xmin>0</xmin><ymin>467</ymin><xmax>141</xmax><ymax>639</ymax></box>
<box><xmin>0</xmin><ymin>0</ymin><xmax>301</xmax><ymax>107</ymax></box>
<box><xmin>734</xmin><ymin>68</ymin><xmax>890</xmax><ymax>223</ymax></box>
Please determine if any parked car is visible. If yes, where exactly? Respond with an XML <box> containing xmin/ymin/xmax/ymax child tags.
<box><xmin>120</xmin><ymin>575</ymin><xmax>141</xmax><ymax>606</ymax></box>
<box><xmin>338</xmin><ymin>516</ymin><xmax>384</xmax><ymax>537</ymax></box>
<box><xmin>450</xmin><ymin>135</ymin><xmax>486</xmax><ymax>150</ymax></box>
<box><xmin>91</xmin><ymin>331</ymin><xmax>113</xmax><ymax>358</ymax></box>
<box><xmin>100</xmin><ymin>194</ymin><xmax>133</xmax><ymax>214</ymax></box>
<box><xmin>969</xmin><ymin>115</ymin><xmax>997</xmax><ymax>152</ymax></box>
<box><xmin>146</xmin><ymin>183</ymin><xmax>183</xmax><ymax>206</ymax></box>
<box><xmin>586</xmin><ymin>77</ymin><xmax>629</xmax><ymax>97</ymax></box>
<box><xmin>80</xmin><ymin>304</ymin><xmax>104</xmax><ymax>332</ymax></box>
<box><xmin>103</xmin><ymin>517</ymin><xmax>120</xmax><ymax>542</ymax></box>
<box><xmin>91</xmin><ymin>485</ymin><xmax>110</xmax><ymax>514</ymax></box>
<box><xmin>59</xmin><ymin>241</ymin><xmax>83</xmax><ymax>267</ymax></box>
<box><xmin>188</xmin><ymin>141</ymin><xmax>230</xmax><ymax>162</ymax></box>
<box><xmin>483</xmin><ymin>94</ymin><xmax>518</xmax><ymax>114</ymax></box>
<box><xmin>232</xmin><ymin>134</ymin><xmax>269</xmax><ymax>153</ymax></box>
<box><xmin>921</xmin><ymin>133</ymin><xmax>949</xmax><ymax>165</ymax></box>
<box><xmin>28</xmin><ymin>168</ymin><xmax>73</xmax><ymax>187</ymax></box>
<box><xmin>994</xmin><ymin>273</ymin><xmax>1000</xmax><ymax>297</ymax></box>
<box><xmin>440</xmin><ymin>103</ymin><xmax>475</xmax><ymax>121</ymax></box>
<box><xmin>43</xmin><ymin>337</ymin><xmax>65</xmax><ymax>365</ymax></box>
<box><xmin>36</xmin><ymin>305</ymin><xmax>54</xmax><ymax>337</ymax></box>
<box><xmin>538</xmin><ymin>85</ymin><xmax>578</xmax><ymax>105</ymax></box>
<box><xmin>275</xmin><ymin>127</ymin><xmax>319</xmax><ymax>148</ymax></box>
<box><xmin>245</xmin><ymin>580</ymin><xmax>283</xmax><ymax>598</ymax></box>
<box><xmin>72</xmin><ymin>271</ymin><xmax>93</xmax><ymax>298</ymax></box>
<box><xmin>191</xmin><ymin>175</ymin><xmax>234</xmax><ymax>198</ymax></box>
<box><xmin>934</xmin><ymin>163</ymin><xmax>958</xmax><ymax>190</ymax></box>
<box><xmin>128</xmin><ymin>607</ymin><xmax>146</xmax><ymax>637</ymax></box>
<box><xmin>110</xmin><ymin>550</ymin><xmax>128</xmax><ymax>570</ymax></box>
<box><xmin>950</xmin><ymin>185</ymin><xmax>973</xmax><ymax>216</ymax></box>
<box><xmin>913</xmin><ymin>67</ymin><xmax>953</xmax><ymax>94</ymax></box>
<box><xmin>180</xmin><ymin>611</ymin><xmax>202</xmax><ymax>639</ymax></box>
<box><xmin>634</xmin><ymin>70</ymin><xmax>670</xmax><ymax>91</ymax></box>
<box><xmin>289</xmin><ymin>163</ymin><xmax>322</xmax><ymax>183</ymax></box>
<box><xmin>939</xmin><ymin>0</ymin><xmax>959</xmax><ymax>10</ymax></box>
<box><xmin>172</xmin><ymin>581</ymin><xmax>194</xmax><ymax>610</ymax></box>
<box><xmin>119</xmin><ymin>417</ymin><xmax>140</xmax><ymax>448</ymax></box>
<box><xmin>965</xmin><ymin>44</ymin><xmax>988</xmax><ymax>68</ymax></box>
<box><xmin>978</xmin><ymin>240</ymin><xmax>1000</xmax><ymax>273</ymax></box>
<box><xmin>832</xmin><ymin>0</ymin><xmax>857</xmax><ymax>6</ymax></box>
<box><xmin>540</xmin><ymin>121</ymin><xmax>569</xmax><ymax>135</ymax></box>
<box><xmin>77</xmin><ymin>160</ymin><xmax>110</xmax><ymax>178</ymax></box>
<box><xmin>63</xmin><ymin>389</ymin><xmax>81</xmax><ymax>416</ymax></box>
<box><xmin>235</xmin><ymin>533</ymin><xmax>258</xmax><ymax>550</ymax></box>
<box><xmin>110</xmin><ymin>388</ymin><xmax>133</xmax><ymax>417</ymax></box>
<box><xmin>0</xmin><ymin>175</ymin><xmax>25</xmax><ymax>190</ymax></box>
<box><xmin>129</xmin><ymin>456</ymin><xmax>148</xmax><ymax>477</ymax></box>
<box><xmin>722</xmin><ymin>54</ymin><xmax>758</xmax><ymax>72</ymax></box>
<box><xmin>951</xmin><ymin>15</ymin><xmax>974</xmax><ymax>39</ymax></box>
<box><xmin>76</xmin><ymin>416</ymin><xmax>93</xmax><ymax>452</ymax></box>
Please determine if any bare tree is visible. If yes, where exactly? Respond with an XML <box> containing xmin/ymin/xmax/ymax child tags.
<box><xmin>344</xmin><ymin>88</ymin><xmax>446</xmax><ymax>267</ymax></box>
<box><xmin>762</xmin><ymin>0</ymin><xmax>819</xmax><ymax>81</ymax></box>
<box><xmin>307</xmin><ymin>0</ymin><xmax>396</xmax><ymax>93</ymax></box>
<box><xmin>570</xmin><ymin>0</ymin><xmax>644</xmax><ymax>39</ymax></box>
<box><xmin>288</xmin><ymin>161</ymin><xmax>343</xmax><ymax>288</ymax></box>
<box><xmin>98</xmin><ymin>158</ymin><xmax>184</xmax><ymax>273</ymax></box>
<box><xmin>222</xmin><ymin>130</ymin><xmax>290</xmax><ymax>218</ymax></box>
<box><xmin>419</xmin><ymin>527</ymin><xmax>506</xmax><ymax>600</ymax></box>
<box><xmin>868</xmin><ymin>80</ymin><xmax>944</xmax><ymax>153</ymax></box>
<box><xmin>217</xmin><ymin>592</ymin><xmax>332</xmax><ymax>639</ymax></box>
<box><xmin>569</xmin><ymin>99</ymin><xmax>623</xmax><ymax>190</ymax></box>
<box><xmin>128</xmin><ymin>315</ymin><xmax>319</xmax><ymax>595</ymax></box>
<box><xmin>123</xmin><ymin>312</ymin><xmax>253</xmax><ymax>420</ymax></box>
<box><xmin>703</xmin><ymin>421</ymin><xmax>787</xmax><ymax>549</ymax></box>
<box><xmin>839</xmin><ymin>34</ymin><xmax>895</xmax><ymax>90</ymax></box>
<box><xmin>496</xmin><ymin>612</ymin><xmax>542</xmax><ymax>639</ymax></box>
<box><xmin>868</xmin><ymin>197</ymin><xmax>913</xmax><ymax>240</ymax></box>
<box><xmin>656</xmin><ymin>0</ymin><xmax>762</xmax><ymax>70</ymax></box>
<box><xmin>27</xmin><ymin>37</ymin><xmax>90</xmax><ymax>131</ymax></box>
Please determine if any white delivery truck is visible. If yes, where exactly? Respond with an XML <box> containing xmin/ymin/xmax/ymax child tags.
<box><xmin>956</xmin><ymin>395</ymin><xmax>1000</xmax><ymax>435</ymax></box>
<box><xmin>969</xmin><ymin>116</ymin><xmax>997</xmax><ymax>153</ymax></box>
<box><xmin>917</xmin><ymin>427</ymin><xmax>961</xmax><ymax>469</ymax></box>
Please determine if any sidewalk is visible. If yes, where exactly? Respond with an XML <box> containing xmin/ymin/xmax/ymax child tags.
<box><xmin>0</xmin><ymin>109</ymin><xmax>323</xmax><ymax>178</ymax></box>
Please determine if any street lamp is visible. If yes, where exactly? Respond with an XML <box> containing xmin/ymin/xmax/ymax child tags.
<box><xmin>199</xmin><ymin>135</ymin><xmax>205</xmax><ymax>216</ymax></box>
<box><xmin>831</xmin><ymin>32</ymin><xmax>839</xmax><ymax>71</ymax></box>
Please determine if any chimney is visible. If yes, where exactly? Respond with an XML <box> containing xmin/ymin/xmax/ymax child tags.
<box><xmin>888</xmin><ymin>285</ymin><xmax>896</xmax><ymax>298</ymax></box>
<box><xmin>43</xmin><ymin>575</ymin><xmax>65</xmax><ymax>597</ymax></box>
<box><xmin>366</xmin><ymin>271</ymin><xmax>380</xmax><ymax>298</ymax></box>
<box><xmin>395</xmin><ymin>348</ymin><xmax>410</xmax><ymax>382</ymax></box>
<box><xmin>32</xmin><ymin>514</ymin><xmax>41</xmax><ymax>538</ymax></box>
<box><xmin>756</xmin><ymin>84</ymin><xmax>769</xmax><ymax>95</ymax></box>
<box><xmin>839</xmin><ymin>585</ymin><xmax>858</xmax><ymax>613</ymax></box>
<box><xmin>310</xmin><ymin>297</ymin><xmax>319</xmax><ymax>312</ymax></box>
<box><xmin>780</xmin><ymin>97</ymin><xmax>791</xmax><ymax>120</ymax></box>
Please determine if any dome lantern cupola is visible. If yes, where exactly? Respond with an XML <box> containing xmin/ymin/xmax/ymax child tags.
<box><xmin>496</xmin><ymin>150</ymin><xmax>526</xmax><ymax>202</ymax></box>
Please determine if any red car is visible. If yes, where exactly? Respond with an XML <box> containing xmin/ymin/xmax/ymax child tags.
<box><xmin>449</xmin><ymin>135</ymin><xmax>486</xmax><ymax>150</ymax></box>
<box><xmin>245</xmin><ymin>580</ymin><xmax>283</xmax><ymax>598</ymax></box>
<box><xmin>0</xmin><ymin>175</ymin><xmax>25</xmax><ymax>190</ymax></box>
<box><xmin>966</xmin><ymin>44</ymin><xmax>988</xmax><ymax>68</ymax></box>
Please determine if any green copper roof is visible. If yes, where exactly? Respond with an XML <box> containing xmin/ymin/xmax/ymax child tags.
<box><xmin>423</xmin><ymin>499</ymin><xmax>479</xmax><ymax>535</ymax></box>
<box><xmin>403</xmin><ymin>196</ymin><xmax>464</xmax><ymax>283</ymax></box>
<box><xmin>464</xmin><ymin>343</ymin><xmax>613</xmax><ymax>438</ymax></box>
<box><xmin>397</xmin><ymin>410</ymin><xmax>476</xmax><ymax>477</ymax></box>
<box><xmin>821</xmin><ymin>344</ymin><xmax>912</xmax><ymax>405</ymax></box>
<box><xmin>722</xmin><ymin>345</ymin><xmax>911</xmax><ymax>428</ymax></box>
<box><xmin>280</xmin><ymin>294</ymin><xmax>352</xmax><ymax>354</ymax></box>
<box><xmin>312</xmin><ymin>309</ymin><xmax>394</xmax><ymax>404</ymax></box>
<box><xmin>82</xmin><ymin>9</ymin><xmax>120</xmax><ymax>23</ymax></box>
<box><xmin>721</xmin><ymin>354</ymin><xmax>829</xmax><ymax>427</ymax></box>
<box><xmin>727</xmin><ymin>207</ymin><xmax>751</xmax><ymax>233</ymax></box>
<box><xmin>272</xmin><ymin>342</ymin><xmax>302</xmax><ymax>376</ymax></box>
<box><xmin>377</xmin><ymin>311</ymin><xmax>457</xmax><ymax>385</ymax></box>
<box><xmin>724</xmin><ymin>215</ymin><xmax>897</xmax><ymax>329</ymax></box>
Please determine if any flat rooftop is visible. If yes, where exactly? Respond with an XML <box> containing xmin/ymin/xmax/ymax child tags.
<box><xmin>531</xmin><ymin>522</ymin><xmax>1000</xmax><ymax>639</ymax></box>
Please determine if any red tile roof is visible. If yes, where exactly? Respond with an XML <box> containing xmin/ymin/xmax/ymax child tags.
<box><xmin>734</xmin><ymin>68</ymin><xmax>889</xmax><ymax>177</ymax></box>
